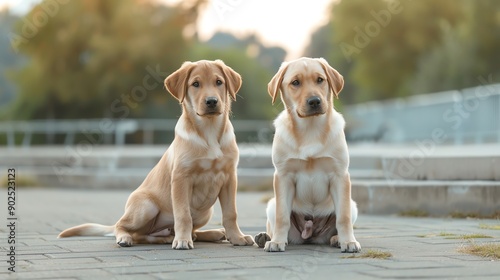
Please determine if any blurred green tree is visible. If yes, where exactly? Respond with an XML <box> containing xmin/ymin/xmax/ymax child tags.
<box><xmin>0</xmin><ymin>10</ymin><xmax>21</xmax><ymax>112</ymax></box>
<box><xmin>8</xmin><ymin>0</ymin><xmax>203</xmax><ymax>120</ymax></box>
<box><xmin>306</xmin><ymin>0</ymin><xmax>466</xmax><ymax>103</ymax></box>
<box><xmin>411</xmin><ymin>0</ymin><xmax>500</xmax><ymax>94</ymax></box>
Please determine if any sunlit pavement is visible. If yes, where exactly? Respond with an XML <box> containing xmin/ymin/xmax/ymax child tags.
<box><xmin>1</xmin><ymin>189</ymin><xmax>499</xmax><ymax>279</ymax></box>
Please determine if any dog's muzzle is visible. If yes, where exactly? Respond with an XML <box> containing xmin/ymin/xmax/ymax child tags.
<box><xmin>205</xmin><ymin>97</ymin><xmax>218</xmax><ymax>109</ymax></box>
<box><xmin>198</xmin><ymin>96</ymin><xmax>221</xmax><ymax>116</ymax></box>
<box><xmin>307</xmin><ymin>96</ymin><xmax>321</xmax><ymax>110</ymax></box>
<box><xmin>300</xmin><ymin>96</ymin><xmax>325</xmax><ymax>117</ymax></box>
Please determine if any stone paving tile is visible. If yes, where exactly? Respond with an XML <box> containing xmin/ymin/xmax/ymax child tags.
<box><xmin>15</xmin><ymin>246</ymin><xmax>71</xmax><ymax>255</ymax></box>
<box><xmin>362</xmin><ymin>265</ymin><xmax>500</xmax><ymax>279</ymax></box>
<box><xmin>134</xmin><ymin>250</ymin><xmax>201</xmax><ymax>261</ymax></box>
<box><xmin>22</xmin><ymin>261</ymin><xmax>133</xmax><ymax>272</ymax></box>
<box><xmin>94</xmin><ymin>255</ymin><xmax>143</xmax><ymax>263</ymax></box>
<box><xmin>6</xmin><ymin>268</ymin><xmax>112</xmax><ymax>279</ymax></box>
<box><xmin>153</xmin><ymin>267</ymin><xmax>292</xmax><ymax>280</ymax></box>
<box><xmin>104</xmin><ymin>262</ymin><xmax>239</xmax><ymax>274</ymax></box>
<box><xmin>78</xmin><ymin>275</ymin><xmax>159</xmax><ymax>280</ymax></box>
<box><xmin>28</xmin><ymin>257</ymin><xmax>100</xmax><ymax>265</ymax></box>
<box><xmin>45</xmin><ymin>250</ymin><xmax>146</xmax><ymax>260</ymax></box>
<box><xmin>367</xmin><ymin>260</ymin><xmax>462</xmax><ymax>270</ymax></box>
<box><xmin>15</xmin><ymin>254</ymin><xmax>51</xmax><ymax>261</ymax></box>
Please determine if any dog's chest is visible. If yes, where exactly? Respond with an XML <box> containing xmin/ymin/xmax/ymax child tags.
<box><xmin>197</xmin><ymin>154</ymin><xmax>233</xmax><ymax>171</ymax></box>
<box><xmin>287</xmin><ymin>157</ymin><xmax>337</xmax><ymax>213</ymax></box>
<box><xmin>194</xmin><ymin>156</ymin><xmax>232</xmax><ymax>186</ymax></box>
<box><xmin>190</xmin><ymin>170</ymin><xmax>227</xmax><ymax>208</ymax></box>
<box><xmin>197</xmin><ymin>158</ymin><xmax>220</xmax><ymax>171</ymax></box>
<box><xmin>189</xmin><ymin>159</ymin><xmax>231</xmax><ymax>210</ymax></box>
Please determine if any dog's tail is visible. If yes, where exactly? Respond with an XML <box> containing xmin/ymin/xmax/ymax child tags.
<box><xmin>58</xmin><ymin>223</ymin><xmax>115</xmax><ymax>238</ymax></box>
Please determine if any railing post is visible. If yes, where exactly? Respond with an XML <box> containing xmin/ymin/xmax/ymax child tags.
<box><xmin>22</xmin><ymin>132</ymin><xmax>32</xmax><ymax>148</ymax></box>
<box><xmin>7</xmin><ymin>128</ymin><xmax>15</xmax><ymax>148</ymax></box>
<box><xmin>143</xmin><ymin>123</ymin><xmax>154</xmax><ymax>145</ymax></box>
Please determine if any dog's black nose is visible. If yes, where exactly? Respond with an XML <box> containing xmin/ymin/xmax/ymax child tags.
<box><xmin>205</xmin><ymin>97</ymin><xmax>218</xmax><ymax>108</ymax></box>
<box><xmin>307</xmin><ymin>96</ymin><xmax>321</xmax><ymax>109</ymax></box>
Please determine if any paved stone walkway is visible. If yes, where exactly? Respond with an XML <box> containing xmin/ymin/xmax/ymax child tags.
<box><xmin>0</xmin><ymin>189</ymin><xmax>499</xmax><ymax>279</ymax></box>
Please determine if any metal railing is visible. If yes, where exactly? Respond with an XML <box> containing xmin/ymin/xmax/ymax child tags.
<box><xmin>345</xmin><ymin>84</ymin><xmax>500</xmax><ymax>144</ymax></box>
<box><xmin>0</xmin><ymin>118</ymin><xmax>273</xmax><ymax>147</ymax></box>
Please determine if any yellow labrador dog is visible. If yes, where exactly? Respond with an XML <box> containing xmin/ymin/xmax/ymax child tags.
<box><xmin>59</xmin><ymin>60</ymin><xmax>254</xmax><ymax>249</ymax></box>
<box><xmin>255</xmin><ymin>57</ymin><xmax>361</xmax><ymax>253</ymax></box>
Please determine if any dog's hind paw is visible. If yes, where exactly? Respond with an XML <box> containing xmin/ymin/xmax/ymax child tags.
<box><xmin>329</xmin><ymin>235</ymin><xmax>340</xmax><ymax>248</ymax></box>
<box><xmin>116</xmin><ymin>236</ymin><xmax>133</xmax><ymax>247</ymax></box>
<box><xmin>229</xmin><ymin>234</ymin><xmax>254</xmax><ymax>246</ymax></box>
<box><xmin>117</xmin><ymin>241</ymin><xmax>131</xmax><ymax>247</ymax></box>
<box><xmin>254</xmin><ymin>232</ymin><xmax>271</xmax><ymax>248</ymax></box>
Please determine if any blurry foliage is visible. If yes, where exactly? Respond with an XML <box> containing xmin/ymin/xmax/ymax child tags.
<box><xmin>2</xmin><ymin>0</ymin><xmax>281</xmax><ymax>122</ymax></box>
<box><xmin>7</xmin><ymin>0</ymin><xmax>202</xmax><ymax>120</ymax></box>
<box><xmin>411</xmin><ymin>0</ymin><xmax>500</xmax><ymax>94</ymax></box>
<box><xmin>306</xmin><ymin>0</ymin><xmax>500</xmax><ymax>103</ymax></box>
<box><xmin>0</xmin><ymin>10</ymin><xmax>21</xmax><ymax>109</ymax></box>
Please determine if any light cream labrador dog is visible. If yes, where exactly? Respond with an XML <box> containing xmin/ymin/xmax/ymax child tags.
<box><xmin>59</xmin><ymin>60</ymin><xmax>254</xmax><ymax>249</ymax></box>
<box><xmin>255</xmin><ymin>57</ymin><xmax>361</xmax><ymax>253</ymax></box>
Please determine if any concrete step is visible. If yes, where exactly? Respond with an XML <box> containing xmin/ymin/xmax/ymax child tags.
<box><xmin>382</xmin><ymin>156</ymin><xmax>499</xmax><ymax>180</ymax></box>
<box><xmin>350</xmin><ymin>143</ymin><xmax>500</xmax><ymax>180</ymax></box>
<box><xmin>352</xmin><ymin>179</ymin><xmax>499</xmax><ymax>215</ymax></box>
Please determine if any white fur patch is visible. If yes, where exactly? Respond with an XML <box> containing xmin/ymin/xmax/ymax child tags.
<box><xmin>215</xmin><ymin>158</ymin><xmax>228</xmax><ymax>169</ymax></box>
<box><xmin>175</xmin><ymin>119</ymin><xmax>207</xmax><ymax>148</ymax></box>
<box><xmin>198</xmin><ymin>159</ymin><xmax>212</xmax><ymax>170</ymax></box>
<box><xmin>293</xmin><ymin>170</ymin><xmax>335</xmax><ymax>216</ymax></box>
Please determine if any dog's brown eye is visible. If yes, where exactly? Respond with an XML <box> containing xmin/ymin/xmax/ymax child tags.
<box><xmin>216</xmin><ymin>79</ymin><xmax>223</xmax><ymax>86</ymax></box>
<box><xmin>192</xmin><ymin>81</ymin><xmax>199</xmax><ymax>87</ymax></box>
<box><xmin>291</xmin><ymin>80</ymin><xmax>300</xmax><ymax>86</ymax></box>
<box><xmin>317</xmin><ymin>77</ymin><xmax>324</xmax><ymax>84</ymax></box>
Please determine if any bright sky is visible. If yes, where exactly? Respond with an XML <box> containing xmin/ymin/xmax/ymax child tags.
<box><xmin>0</xmin><ymin>0</ymin><xmax>334</xmax><ymax>59</ymax></box>
<box><xmin>195</xmin><ymin>0</ymin><xmax>333</xmax><ymax>58</ymax></box>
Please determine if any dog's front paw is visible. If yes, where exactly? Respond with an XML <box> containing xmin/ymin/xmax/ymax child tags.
<box><xmin>228</xmin><ymin>234</ymin><xmax>254</xmax><ymax>246</ymax></box>
<box><xmin>340</xmin><ymin>240</ymin><xmax>361</xmax><ymax>253</ymax></box>
<box><xmin>255</xmin><ymin>232</ymin><xmax>271</xmax><ymax>248</ymax></box>
<box><xmin>172</xmin><ymin>238</ymin><xmax>194</xmax><ymax>250</ymax></box>
<box><xmin>263</xmin><ymin>241</ymin><xmax>286</xmax><ymax>252</ymax></box>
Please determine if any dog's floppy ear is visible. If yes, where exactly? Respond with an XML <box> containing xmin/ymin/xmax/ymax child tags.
<box><xmin>215</xmin><ymin>60</ymin><xmax>241</xmax><ymax>101</ymax></box>
<box><xmin>317</xmin><ymin>58</ymin><xmax>344</xmax><ymax>99</ymax></box>
<box><xmin>268</xmin><ymin>62</ymin><xmax>288</xmax><ymax>104</ymax></box>
<box><xmin>164</xmin><ymin>61</ymin><xmax>196</xmax><ymax>103</ymax></box>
